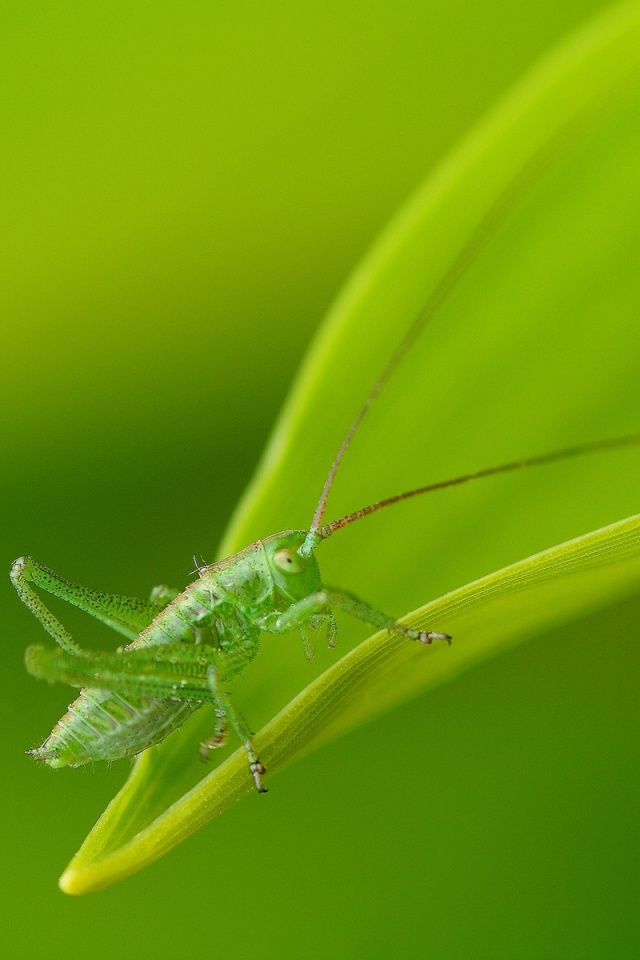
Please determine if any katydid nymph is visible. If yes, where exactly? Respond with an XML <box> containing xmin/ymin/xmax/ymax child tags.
<box><xmin>12</xmin><ymin>310</ymin><xmax>640</xmax><ymax>792</ymax></box>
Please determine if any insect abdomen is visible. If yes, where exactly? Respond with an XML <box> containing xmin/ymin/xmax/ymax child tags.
<box><xmin>32</xmin><ymin>582</ymin><xmax>225</xmax><ymax>767</ymax></box>
<box><xmin>30</xmin><ymin>691</ymin><xmax>196</xmax><ymax>766</ymax></box>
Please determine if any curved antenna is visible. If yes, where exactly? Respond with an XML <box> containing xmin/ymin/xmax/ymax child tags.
<box><xmin>300</xmin><ymin>74</ymin><xmax>636</xmax><ymax>557</ymax></box>
<box><xmin>303</xmin><ymin>114</ymin><xmax>589</xmax><ymax>554</ymax></box>
<box><xmin>306</xmin><ymin>315</ymin><xmax>423</xmax><ymax>542</ymax></box>
<box><xmin>318</xmin><ymin>433</ymin><xmax>640</xmax><ymax>540</ymax></box>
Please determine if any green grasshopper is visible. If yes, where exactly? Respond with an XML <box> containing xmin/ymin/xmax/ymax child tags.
<box><xmin>12</xmin><ymin>322</ymin><xmax>640</xmax><ymax>793</ymax></box>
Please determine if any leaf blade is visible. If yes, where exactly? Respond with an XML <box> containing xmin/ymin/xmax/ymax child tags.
<box><xmin>61</xmin><ymin>512</ymin><xmax>640</xmax><ymax>893</ymax></box>
<box><xmin>59</xmin><ymin>0</ymin><xmax>640</xmax><ymax>892</ymax></box>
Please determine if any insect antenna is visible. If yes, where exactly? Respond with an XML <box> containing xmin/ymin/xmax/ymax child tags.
<box><xmin>318</xmin><ymin>432</ymin><xmax>640</xmax><ymax>540</ymax></box>
<box><xmin>300</xmin><ymin>183</ymin><xmax>515</xmax><ymax>557</ymax></box>
<box><xmin>299</xmin><ymin>84</ymin><xmax>639</xmax><ymax>558</ymax></box>
<box><xmin>301</xmin><ymin>318</ymin><xmax>426</xmax><ymax>554</ymax></box>
<box><xmin>299</xmin><ymin>125</ymin><xmax>593</xmax><ymax>556</ymax></box>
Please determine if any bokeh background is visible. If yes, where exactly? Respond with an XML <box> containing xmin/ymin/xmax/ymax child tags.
<box><xmin>2</xmin><ymin>2</ymin><xmax>639</xmax><ymax>958</ymax></box>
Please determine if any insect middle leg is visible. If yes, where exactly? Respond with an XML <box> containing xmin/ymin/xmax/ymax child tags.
<box><xmin>206</xmin><ymin>666</ymin><xmax>268</xmax><ymax>793</ymax></box>
<box><xmin>269</xmin><ymin>588</ymin><xmax>451</xmax><ymax>645</ymax></box>
<box><xmin>199</xmin><ymin>709</ymin><xmax>229</xmax><ymax>759</ymax></box>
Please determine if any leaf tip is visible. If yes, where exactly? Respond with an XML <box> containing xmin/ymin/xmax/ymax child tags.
<box><xmin>58</xmin><ymin>869</ymin><xmax>80</xmax><ymax>896</ymax></box>
<box><xmin>58</xmin><ymin>863</ymin><xmax>95</xmax><ymax>896</ymax></box>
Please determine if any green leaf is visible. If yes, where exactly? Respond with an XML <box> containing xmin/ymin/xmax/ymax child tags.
<box><xmin>61</xmin><ymin>515</ymin><xmax>640</xmax><ymax>894</ymax></box>
<box><xmin>60</xmin><ymin>0</ymin><xmax>640</xmax><ymax>894</ymax></box>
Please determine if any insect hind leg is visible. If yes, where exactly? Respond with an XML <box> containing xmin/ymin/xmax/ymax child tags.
<box><xmin>26</xmin><ymin>642</ymin><xmax>268</xmax><ymax>790</ymax></box>
<box><xmin>10</xmin><ymin>556</ymin><xmax>180</xmax><ymax>649</ymax></box>
<box><xmin>11</xmin><ymin>557</ymin><xmax>84</xmax><ymax>655</ymax></box>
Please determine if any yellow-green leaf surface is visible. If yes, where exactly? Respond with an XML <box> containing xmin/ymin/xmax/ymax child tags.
<box><xmin>61</xmin><ymin>0</ymin><xmax>640</xmax><ymax>894</ymax></box>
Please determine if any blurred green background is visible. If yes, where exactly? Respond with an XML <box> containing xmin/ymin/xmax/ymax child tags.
<box><xmin>2</xmin><ymin>2</ymin><xmax>639</xmax><ymax>958</ymax></box>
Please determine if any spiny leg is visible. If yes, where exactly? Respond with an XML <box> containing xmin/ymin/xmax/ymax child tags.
<box><xmin>200</xmin><ymin>709</ymin><xmax>229</xmax><ymax>759</ymax></box>
<box><xmin>269</xmin><ymin>588</ymin><xmax>450</xmax><ymax>646</ymax></box>
<box><xmin>299</xmin><ymin>612</ymin><xmax>339</xmax><ymax>659</ymax></box>
<box><xmin>10</xmin><ymin>555</ymin><xmax>179</xmax><ymax>650</ymax></box>
<box><xmin>206</xmin><ymin>665</ymin><xmax>267</xmax><ymax>793</ymax></box>
<box><xmin>299</xmin><ymin>624</ymin><xmax>316</xmax><ymax>661</ymax></box>
<box><xmin>25</xmin><ymin>643</ymin><xmax>218</xmax><ymax>703</ymax></box>
<box><xmin>325</xmin><ymin>587</ymin><xmax>451</xmax><ymax>645</ymax></box>
<box><xmin>324</xmin><ymin>614</ymin><xmax>338</xmax><ymax>649</ymax></box>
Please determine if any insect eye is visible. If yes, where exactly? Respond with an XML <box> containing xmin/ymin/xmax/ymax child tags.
<box><xmin>273</xmin><ymin>549</ymin><xmax>303</xmax><ymax>574</ymax></box>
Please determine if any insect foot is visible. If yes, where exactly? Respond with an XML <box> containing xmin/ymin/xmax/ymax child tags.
<box><xmin>411</xmin><ymin>629</ymin><xmax>452</xmax><ymax>646</ymax></box>
<box><xmin>250</xmin><ymin>759</ymin><xmax>268</xmax><ymax>793</ymax></box>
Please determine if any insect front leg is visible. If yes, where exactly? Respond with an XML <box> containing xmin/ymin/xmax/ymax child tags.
<box><xmin>10</xmin><ymin>556</ymin><xmax>179</xmax><ymax>648</ymax></box>
<box><xmin>298</xmin><ymin>613</ymin><xmax>334</xmax><ymax>661</ymax></box>
<box><xmin>262</xmin><ymin>596</ymin><xmax>338</xmax><ymax>655</ymax></box>
<box><xmin>206</xmin><ymin>666</ymin><xmax>268</xmax><ymax>793</ymax></box>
